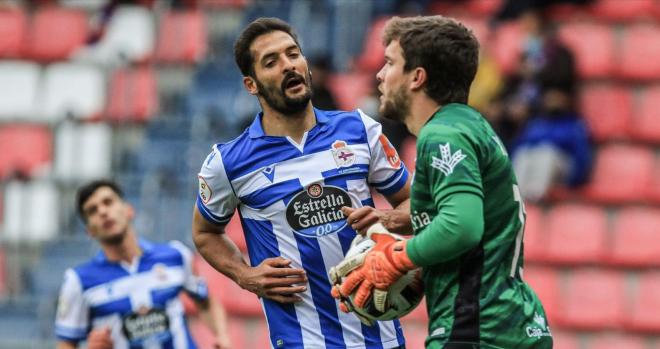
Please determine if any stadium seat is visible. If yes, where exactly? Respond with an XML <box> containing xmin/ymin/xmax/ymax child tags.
<box><xmin>557</xmin><ymin>269</ymin><xmax>626</xmax><ymax>330</ymax></box>
<box><xmin>54</xmin><ymin>122</ymin><xmax>112</xmax><ymax>182</ymax></box>
<box><xmin>399</xmin><ymin>136</ymin><xmax>416</xmax><ymax>173</ymax></box>
<box><xmin>648</xmin><ymin>160</ymin><xmax>660</xmax><ymax>204</ymax></box>
<box><xmin>74</xmin><ymin>5</ymin><xmax>155</xmax><ymax>66</ymax></box>
<box><xmin>627</xmin><ymin>272</ymin><xmax>660</xmax><ymax>332</ymax></box>
<box><xmin>523</xmin><ymin>266</ymin><xmax>560</xmax><ymax>323</ymax></box>
<box><xmin>588</xmin><ymin>0</ymin><xmax>656</xmax><ymax>21</ymax></box>
<box><xmin>24</xmin><ymin>6</ymin><xmax>88</xmax><ymax>62</ymax></box>
<box><xmin>254</xmin><ymin>319</ymin><xmax>273</xmax><ymax>348</ymax></box>
<box><xmin>0</xmin><ymin>124</ymin><xmax>52</xmax><ymax>179</ymax></box>
<box><xmin>579</xmin><ymin>84</ymin><xmax>632</xmax><ymax>142</ymax></box>
<box><xmin>610</xmin><ymin>207</ymin><xmax>660</xmax><ymax>267</ymax></box>
<box><xmin>401</xmin><ymin>321</ymin><xmax>427</xmax><ymax>348</ymax></box>
<box><xmin>618</xmin><ymin>24</ymin><xmax>660</xmax><ymax>81</ymax></box>
<box><xmin>198</xmin><ymin>0</ymin><xmax>250</xmax><ymax>8</ymax></box>
<box><xmin>582</xmin><ymin>145</ymin><xmax>654</xmax><ymax>203</ymax></box>
<box><xmin>225</xmin><ymin>214</ymin><xmax>248</xmax><ymax>252</ymax></box>
<box><xmin>588</xmin><ymin>334</ymin><xmax>647</xmax><ymax>349</ymax></box>
<box><xmin>462</xmin><ymin>0</ymin><xmax>502</xmax><ymax>17</ymax></box>
<box><xmin>328</xmin><ymin>72</ymin><xmax>373</xmax><ymax>111</ymax></box>
<box><xmin>450</xmin><ymin>15</ymin><xmax>489</xmax><ymax>47</ymax></box>
<box><xmin>105</xmin><ymin>67</ymin><xmax>158</xmax><ymax>122</ymax></box>
<box><xmin>156</xmin><ymin>10</ymin><xmax>207</xmax><ymax>64</ymax></box>
<box><xmin>523</xmin><ymin>203</ymin><xmax>545</xmax><ymax>262</ymax></box>
<box><xmin>0</xmin><ymin>61</ymin><xmax>39</xmax><ymax>120</ymax></box>
<box><xmin>3</xmin><ymin>180</ymin><xmax>58</xmax><ymax>242</ymax></box>
<box><xmin>544</xmin><ymin>204</ymin><xmax>608</xmax><ymax>264</ymax></box>
<box><xmin>39</xmin><ymin>63</ymin><xmax>106</xmax><ymax>122</ymax></box>
<box><xmin>557</xmin><ymin>23</ymin><xmax>615</xmax><ymax>78</ymax></box>
<box><xmin>403</xmin><ymin>297</ymin><xmax>428</xmax><ymax>323</ymax></box>
<box><xmin>552</xmin><ymin>331</ymin><xmax>580</xmax><ymax>349</ymax></box>
<box><xmin>0</xmin><ymin>7</ymin><xmax>27</xmax><ymax>58</ymax></box>
<box><xmin>60</xmin><ymin>0</ymin><xmax>109</xmax><ymax>10</ymax></box>
<box><xmin>492</xmin><ymin>22</ymin><xmax>523</xmax><ymax>74</ymax></box>
<box><xmin>629</xmin><ymin>85</ymin><xmax>660</xmax><ymax>143</ymax></box>
<box><xmin>354</xmin><ymin>17</ymin><xmax>388</xmax><ymax>72</ymax></box>
<box><xmin>188</xmin><ymin>315</ymin><xmax>248</xmax><ymax>349</ymax></box>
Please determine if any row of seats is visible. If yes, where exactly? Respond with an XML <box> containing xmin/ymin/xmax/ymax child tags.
<box><xmin>554</xmin><ymin>330</ymin><xmax>660</xmax><ymax>349</ymax></box>
<box><xmin>0</xmin><ymin>62</ymin><xmax>157</xmax><ymax>122</ymax></box>
<box><xmin>0</xmin><ymin>6</ymin><xmax>207</xmax><ymax>65</ymax></box>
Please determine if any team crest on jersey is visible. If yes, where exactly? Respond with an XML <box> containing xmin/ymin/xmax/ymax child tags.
<box><xmin>331</xmin><ymin>140</ymin><xmax>355</xmax><ymax>167</ymax></box>
<box><xmin>431</xmin><ymin>143</ymin><xmax>466</xmax><ymax>176</ymax></box>
<box><xmin>286</xmin><ymin>183</ymin><xmax>351</xmax><ymax>238</ymax></box>
<box><xmin>378</xmin><ymin>134</ymin><xmax>401</xmax><ymax>168</ymax></box>
<box><xmin>198</xmin><ymin>176</ymin><xmax>212</xmax><ymax>204</ymax></box>
<box><xmin>153</xmin><ymin>263</ymin><xmax>168</xmax><ymax>282</ymax></box>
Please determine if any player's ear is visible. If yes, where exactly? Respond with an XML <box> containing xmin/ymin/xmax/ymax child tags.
<box><xmin>243</xmin><ymin>76</ymin><xmax>258</xmax><ymax>95</ymax></box>
<box><xmin>410</xmin><ymin>67</ymin><xmax>427</xmax><ymax>91</ymax></box>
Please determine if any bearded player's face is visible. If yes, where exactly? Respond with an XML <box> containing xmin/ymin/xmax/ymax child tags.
<box><xmin>249</xmin><ymin>31</ymin><xmax>312</xmax><ymax>115</ymax></box>
<box><xmin>376</xmin><ymin>40</ymin><xmax>412</xmax><ymax>123</ymax></box>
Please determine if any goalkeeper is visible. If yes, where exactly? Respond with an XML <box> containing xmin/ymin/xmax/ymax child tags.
<box><xmin>333</xmin><ymin>16</ymin><xmax>553</xmax><ymax>349</ymax></box>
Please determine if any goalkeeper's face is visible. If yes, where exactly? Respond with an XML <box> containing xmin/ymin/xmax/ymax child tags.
<box><xmin>82</xmin><ymin>186</ymin><xmax>135</xmax><ymax>245</ymax></box>
<box><xmin>376</xmin><ymin>40</ymin><xmax>411</xmax><ymax>123</ymax></box>
<box><xmin>248</xmin><ymin>31</ymin><xmax>312</xmax><ymax>116</ymax></box>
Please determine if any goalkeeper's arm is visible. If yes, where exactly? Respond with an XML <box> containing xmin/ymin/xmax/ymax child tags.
<box><xmin>407</xmin><ymin>192</ymin><xmax>484</xmax><ymax>267</ymax></box>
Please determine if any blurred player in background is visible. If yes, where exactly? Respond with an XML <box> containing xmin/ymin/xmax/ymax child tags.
<box><xmin>333</xmin><ymin>16</ymin><xmax>553</xmax><ymax>349</ymax></box>
<box><xmin>55</xmin><ymin>180</ymin><xmax>231</xmax><ymax>349</ymax></box>
<box><xmin>192</xmin><ymin>17</ymin><xmax>412</xmax><ymax>349</ymax></box>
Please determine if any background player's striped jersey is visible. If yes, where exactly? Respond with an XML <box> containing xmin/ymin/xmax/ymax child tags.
<box><xmin>55</xmin><ymin>240</ymin><xmax>208</xmax><ymax>349</ymax></box>
<box><xmin>197</xmin><ymin>108</ymin><xmax>408</xmax><ymax>349</ymax></box>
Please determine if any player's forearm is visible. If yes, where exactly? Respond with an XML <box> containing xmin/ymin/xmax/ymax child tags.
<box><xmin>193</xmin><ymin>229</ymin><xmax>249</xmax><ymax>283</ymax></box>
<box><xmin>382</xmin><ymin>198</ymin><xmax>413</xmax><ymax>234</ymax></box>
<box><xmin>407</xmin><ymin>192</ymin><xmax>484</xmax><ymax>266</ymax></box>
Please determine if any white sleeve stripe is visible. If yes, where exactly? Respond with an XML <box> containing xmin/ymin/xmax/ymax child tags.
<box><xmin>372</xmin><ymin>167</ymin><xmax>405</xmax><ymax>190</ymax></box>
<box><xmin>55</xmin><ymin>325</ymin><xmax>87</xmax><ymax>339</ymax></box>
<box><xmin>196</xmin><ymin>196</ymin><xmax>231</xmax><ymax>224</ymax></box>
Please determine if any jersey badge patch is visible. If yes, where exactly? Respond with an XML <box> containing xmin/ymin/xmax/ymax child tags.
<box><xmin>286</xmin><ymin>183</ymin><xmax>351</xmax><ymax>238</ymax></box>
<box><xmin>378</xmin><ymin>134</ymin><xmax>401</xmax><ymax>168</ymax></box>
<box><xmin>431</xmin><ymin>143</ymin><xmax>466</xmax><ymax>176</ymax></box>
<box><xmin>198</xmin><ymin>176</ymin><xmax>212</xmax><ymax>204</ymax></box>
<box><xmin>262</xmin><ymin>165</ymin><xmax>276</xmax><ymax>182</ymax></box>
<box><xmin>331</xmin><ymin>140</ymin><xmax>355</xmax><ymax>167</ymax></box>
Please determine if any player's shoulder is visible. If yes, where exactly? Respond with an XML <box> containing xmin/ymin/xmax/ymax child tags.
<box><xmin>421</xmin><ymin>104</ymin><xmax>486</xmax><ymax>141</ymax></box>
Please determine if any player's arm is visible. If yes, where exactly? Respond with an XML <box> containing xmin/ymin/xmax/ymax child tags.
<box><xmin>192</xmin><ymin>295</ymin><xmax>231</xmax><ymax>349</ymax></box>
<box><xmin>192</xmin><ymin>206</ymin><xmax>307</xmax><ymax>303</ymax></box>
<box><xmin>342</xmin><ymin>178</ymin><xmax>412</xmax><ymax>235</ymax></box>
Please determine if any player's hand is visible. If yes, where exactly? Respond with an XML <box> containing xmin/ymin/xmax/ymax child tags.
<box><xmin>342</xmin><ymin>206</ymin><xmax>383</xmax><ymax>235</ymax></box>
<box><xmin>238</xmin><ymin>257</ymin><xmax>307</xmax><ymax>304</ymax></box>
<box><xmin>332</xmin><ymin>224</ymin><xmax>416</xmax><ymax>311</ymax></box>
<box><xmin>213</xmin><ymin>336</ymin><xmax>232</xmax><ymax>349</ymax></box>
<box><xmin>87</xmin><ymin>327</ymin><xmax>112</xmax><ymax>349</ymax></box>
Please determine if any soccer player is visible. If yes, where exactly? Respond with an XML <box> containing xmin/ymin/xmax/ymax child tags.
<box><xmin>192</xmin><ymin>17</ymin><xmax>411</xmax><ymax>349</ymax></box>
<box><xmin>55</xmin><ymin>180</ymin><xmax>231</xmax><ymax>349</ymax></box>
<box><xmin>333</xmin><ymin>16</ymin><xmax>553</xmax><ymax>349</ymax></box>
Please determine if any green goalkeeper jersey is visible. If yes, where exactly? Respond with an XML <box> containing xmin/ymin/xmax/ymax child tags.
<box><xmin>407</xmin><ymin>103</ymin><xmax>553</xmax><ymax>349</ymax></box>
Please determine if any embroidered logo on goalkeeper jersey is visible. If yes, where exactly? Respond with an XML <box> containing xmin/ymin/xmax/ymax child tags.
<box><xmin>431</xmin><ymin>142</ymin><xmax>467</xmax><ymax>176</ymax></box>
<box><xmin>197</xmin><ymin>108</ymin><xmax>408</xmax><ymax>349</ymax></box>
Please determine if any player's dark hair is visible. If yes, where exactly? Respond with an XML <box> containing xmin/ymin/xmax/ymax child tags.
<box><xmin>76</xmin><ymin>179</ymin><xmax>124</xmax><ymax>222</ymax></box>
<box><xmin>383</xmin><ymin>16</ymin><xmax>479</xmax><ymax>105</ymax></box>
<box><xmin>234</xmin><ymin>17</ymin><xmax>302</xmax><ymax>77</ymax></box>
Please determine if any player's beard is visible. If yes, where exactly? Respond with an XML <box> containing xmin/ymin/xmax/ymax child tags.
<box><xmin>256</xmin><ymin>70</ymin><xmax>312</xmax><ymax>116</ymax></box>
<box><xmin>99</xmin><ymin>228</ymin><xmax>127</xmax><ymax>246</ymax></box>
<box><xmin>380</xmin><ymin>84</ymin><xmax>411</xmax><ymax>123</ymax></box>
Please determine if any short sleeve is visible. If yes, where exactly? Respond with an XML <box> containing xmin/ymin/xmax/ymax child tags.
<box><xmin>55</xmin><ymin>269</ymin><xmax>89</xmax><ymax>343</ymax></box>
<box><xmin>170</xmin><ymin>241</ymin><xmax>209</xmax><ymax>301</ymax></box>
<box><xmin>358</xmin><ymin>109</ymin><xmax>409</xmax><ymax>196</ymax></box>
<box><xmin>416</xmin><ymin>125</ymin><xmax>483</xmax><ymax>204</ymax></box>
<box><xmin>197</xmin><ymin>145</ymin><xmax>240</xmax><ymax>226</ymax></box>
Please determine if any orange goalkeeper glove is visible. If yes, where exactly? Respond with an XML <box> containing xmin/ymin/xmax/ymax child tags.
<box><xmin>331</xmin><ymin>223</ymin><xmax>417</xmax><ymax>311</ymax></box>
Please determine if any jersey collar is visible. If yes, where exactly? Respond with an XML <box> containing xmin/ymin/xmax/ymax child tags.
<box><xmin>93</xmin><ymin>238</ymin><xmax>154</xmax><ymax>264</ymax></box>
<box><xmin>248</xmin><ymin>107</ymin><xmax>329</xmax><ymax>139</ymax></box>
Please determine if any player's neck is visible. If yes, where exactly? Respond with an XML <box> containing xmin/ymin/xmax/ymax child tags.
<box><xmin>261</xmin><ymin>103</ymin><xmax>316</xmax><ymax>143</ymax></box>
<box><xmin>406</xmin><ymin>94</ymin><xmax>441</xmax><ymax>136</ymax></box>
<box><xmin>101</xmin><ymin>228</ymin><xmax>142</xmax><ymax>264</ymax></box>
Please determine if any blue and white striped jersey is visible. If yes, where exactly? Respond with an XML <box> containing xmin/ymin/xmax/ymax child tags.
<box><xmin>55</xmin><ymin>239</ymin><xmax>208</xmax><ymax>349</ymax></box>
<box><xmin>197</xmin><ymin>108</ymin><xmax>408</xmax><ymax>349</ymax></box>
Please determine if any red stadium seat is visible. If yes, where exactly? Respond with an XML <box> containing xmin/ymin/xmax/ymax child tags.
<box><xmin>557</xmin><ymin>269</ymin><xmax>626</xmax><ymax>330</ymax></box>
<box><xmin>627</xmin><ymin>272</ymin><xmax>660</xmax><ymax>332</ymax></box>
<box><xmin>355</xmin><ymin>17</ymin><xmax>388</xmax><ymax>72</ymax></box>
<box><xmin>254</xmin><ymin>319</ymin><xmax>272</xmax><ymax>348</ymax></box>
<box><xmin>400</xmin><ymin>136</ymin><xmax>416</xmax><ymax>173</ymax></box>
<box><xmin>544</xmin><ymin>204</ymin><xmax>608</xmax><ymax>264</ymax></box>
<box><xmin>106</xmin><ymin>67</ymin><xmax>158</xmax><ymax>122</ymax></box>
<box><xmin>225</xmin><ymin>214</ymin><xmax>248</xmax><ymax>252</ymax></box>
<box><xmin>579</xmin><ymin>84</ymin><xmax>632</xmax><ymax>142</ymax></box>
<box><xmin>618</xmin><ymin>24</ymin><xmax>660</xmax><ymax>81</ymax></box>
<box><xmin>588</xmin><ymin>0</ymin><xmax>656</xmax><ymax>21</ymax></box>
<box><xmin>629</xmin><ymin>85</ymin><xmax>660</xmax><ymax>143</ymax></box>
<box><xmin>558</xmin><ymin>23</ymin><xmax>615</xmax><ymax>78</ymax></box>
<box><xmin>523</xmin><ymin>203</ymin><xmax>545</xmax><ymax>262</ymax></box>
<box><xmin>648</xmin><ymin>160</ymin><xmax>660</xmax><ymax>204</ymax></box>
<box><xmin>198</xmin><ymin>0</ymin><xmax>250</xmax><ymax>8</ymax></box>
<box><xmin>610</xmin><ymin>207</ymin><xmax>660</xmax><ymax>267</ymax></box>
<box><xmin>492</xmin><ymin>22</ymin><xmax>524</xmax><ymax>74</ymax></box>
<box><xmin>588</xmin><ymin>334</ymin><xmax>647</xmax><ymax>349</ymax></box>
<box><xmin>24</xmin><ymin>6</ymin><xmax>88</xmax><ymax>62</ymax></box>
<box><xmin>582</xmin><ymin>145</ymin><xmax>654</xmax><ymax>203</ymax></box>
<box><xmin>0</xmin><ymin>124</ymin><xmax>52</xmax><ymax>179</ymax></box>
<box><xmin>156</xmin><ymin>10</ymin><xmax>207</xmax><ymax>63</ymax></box>
<box><xmin>0</xmin><ymin>7</ymin><xmax>27</xmax><ymax>58</ymax></box>
<box><xmin>401</xmin><ymin>321</ymin><xmax>427</xmax><ymax>348</ymax></box>
<box><xmin>463</xmin><ymin>0</ymin><xmax>502</xmax><ymax>17</ymax></box>
<box><xmin>327</xmin><ymin>72</ymin><xmax>373</xmax><ymax>111</ymax></box>
<box><xmin>552</xmin><ymin>331</ymin><xmax>580</xmax><ymax>349</ymax></box>
<box><xmin>451</xmin><ymin>15</ymin><xmax>489</xmax><ymax>46</ymax></box>
<box><xmin>523</xmin><ymin>266</ymin><xmax>560</xmax><ymax>323</ymax></box>
<box><xmin>402</xmin><ymin>297</ymin><xmax>427</xmax><ymax>323</ymax></box>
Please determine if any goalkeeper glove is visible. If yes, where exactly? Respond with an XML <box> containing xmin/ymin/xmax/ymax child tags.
<box><xmin>331</xmin><ymin>223</ymin><xmax>417</xmax><ymax>312</ymax></box>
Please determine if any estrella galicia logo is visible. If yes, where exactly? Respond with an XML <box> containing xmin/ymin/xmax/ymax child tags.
<box><xmin>286</xmin><ymin>183</ymin><xmax>351</xmax><ymax>237</ymax></box>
